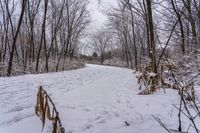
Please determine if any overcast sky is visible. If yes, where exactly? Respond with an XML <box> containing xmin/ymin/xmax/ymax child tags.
<box><xmin>81</xmin><ymin>0</ymin><xmax>118</xmax><ymax>55</ymax></box>
<box><xmin>87</xmin><ymin>0</ymin><xmax>117</xmax><ymax>32</ymax></box>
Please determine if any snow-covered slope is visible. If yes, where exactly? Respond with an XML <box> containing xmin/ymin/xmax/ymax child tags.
<box><xmin>0</xmin><ymin>64</ymin><xmax>183</xmax><ymax>133</ymax></box>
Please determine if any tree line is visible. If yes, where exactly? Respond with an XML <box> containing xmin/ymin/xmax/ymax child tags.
<box><xmin>0</xmin><ymin>0</ymin><xmax>90</xmax><ymax>76</ymax></box>
<box><xmin>92</xmin><ymin>0</ymin><xmax>200</xmax><ymax>73</ymax></box>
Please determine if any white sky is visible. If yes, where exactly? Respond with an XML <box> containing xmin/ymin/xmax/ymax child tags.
<box><xmin>80</xmin><ymin>0</ymin><xmax>118</xmax><ymax>55</ymax></box>
<box><xmin>87</xmin><ymin>0</ymin><xmax>118</xmax><ymax>32</ymax></box>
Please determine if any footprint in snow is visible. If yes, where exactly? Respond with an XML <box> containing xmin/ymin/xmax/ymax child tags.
<box><xmin>66</xmin><ymin>130</ymin><xmax>74</xmax><ymax>133</ymax></box>
<box><xmin>0</xmin><ymin>113</ymin><xmax>34</xmax><ymax>126</ymax></box>
<box><xmin>6</xmin><ymin>105</ymin><xmax>32</xmax><ymax>113</ymax></box>
<box><xmin>82</xmin><ymin>123</ymin><xmax>93</xmax><ymax>131</ymax></box>
<box><xmin>82</xmin><ymin>108</ymin><xmax>90</xmax><ymax>112</ymax></box>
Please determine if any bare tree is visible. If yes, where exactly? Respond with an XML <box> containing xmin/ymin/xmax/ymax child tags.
<box><xmin>170</xmin><ymin>0</ymin><xmax>185</xmax><ymax>54</ymax></box>
<box><xmin>27</xmin><ymin>0</ymin><xmax>41</xmax><ymax>62</ymax></box>
<box><xmin>56</xmin><ymin>0</ymin><xmax>90</xmax><ymax>71</ymax></box>
<box><xmin>7</xmin><ymin>0</ymin><xmax>27</xmax><ymax>76</ymax></box>
<box><xmin>90</xmin><ymin>30</ymin><xmax>113</xmax><ymax>65</ymax></box>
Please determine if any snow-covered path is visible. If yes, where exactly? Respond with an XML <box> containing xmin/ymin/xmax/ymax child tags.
<box><xmin>0</xmin><ymin>64</ymin><xmax>180</xmax><ymax>133</ymax></box>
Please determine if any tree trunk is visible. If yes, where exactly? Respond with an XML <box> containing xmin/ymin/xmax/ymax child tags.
<box><xmin>7</xmin><ymin>0</ymin><xmax>27</xmax><ymax>76</ymax></box>
<box><xmin>182</xmin><ymin>0</ymin><xmax>197</xmax><ymax>47</ymax></box>
<box><xmin>129</xmin><ymin>3</ymin><xmax>138</xmax><ymax>70</ymax></box>
<box><xmin>36</xmin><ymin>0</ymin><xmax>48</xmax><ymax>73</ymax></box>
<box><xmin>171</xmin><ymin>0</ymin><xmax>185</xmax><ymax>54</ymax></box>
<box><xmin>146</xmin><ymin>0</ymin><xmax>157</xmax><ymax>73</ymax></box>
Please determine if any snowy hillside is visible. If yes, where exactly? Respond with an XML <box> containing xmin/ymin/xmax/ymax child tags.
<box><xmin>0</xmin><ymin>64</ymin><xmax>190</xmax><ymax>133</ymax></box>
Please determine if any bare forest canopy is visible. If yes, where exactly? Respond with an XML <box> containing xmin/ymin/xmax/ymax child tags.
<box><xmin>0</xmin><ymin>0</ymin><xmax>200</xmax><ymax>76</ymax></box>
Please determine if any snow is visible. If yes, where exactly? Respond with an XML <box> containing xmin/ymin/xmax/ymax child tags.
<box><xmin>149</xmin><ymin>72</ymin><xmax>157</xmax><ymax>77</ymax></box>
<box><xmin>0</xmin><ymin>64</ymin><xmax>192</xmax><ymax>133</ymax></box>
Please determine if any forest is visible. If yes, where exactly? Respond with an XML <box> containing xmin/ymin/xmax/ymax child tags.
<box><xmin>0</xmin><ymin>0</ymin><xmax>199</xmax><ymax>76</ymax></box>
<box><xmin>0</xmin><ymin>0</ymin><xmax>200</xmax><ymax>133</ymax></box>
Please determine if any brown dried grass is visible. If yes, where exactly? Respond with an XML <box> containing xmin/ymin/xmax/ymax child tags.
<box><xmin>35</xmin><ymin>86</ymin><xmax>65</xmax><ymax>133</ymax></box>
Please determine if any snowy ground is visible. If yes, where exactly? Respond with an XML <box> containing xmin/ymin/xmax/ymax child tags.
<box><xmin>0</xmin><ymin>64</ymin><xmax>194</xmax><ymax>133</ymax></box>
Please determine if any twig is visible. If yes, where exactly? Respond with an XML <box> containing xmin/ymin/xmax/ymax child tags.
<box><xmin>152</xmin><ymin>115</ymin><xmax>171</xmax><ymax>133</ymax></box>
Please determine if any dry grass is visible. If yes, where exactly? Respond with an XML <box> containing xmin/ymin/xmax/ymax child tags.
<box><xmin>35</xmin><ymin>86</ymin><xmax>65</xmax><ymax>133</ymax></box>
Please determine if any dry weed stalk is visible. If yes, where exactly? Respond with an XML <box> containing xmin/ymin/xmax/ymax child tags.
<box><xmin>35</xmin><ymin>86</ymin><xmax>65</xmax><ymax>133</ymax></box>
<box><xmin>137</xmin><ymin>62</ymin><xmax>187</xmax><ymax>95</ymax></box>
<box><xmin>138</xmin><ymin>74</ymin><xmax>158</xmax><ymax>95</ymax></box>
<box><xmin>137</xmin><ymin>64</ymin><xmax>160</xmax><ymax>95</ymax></box>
